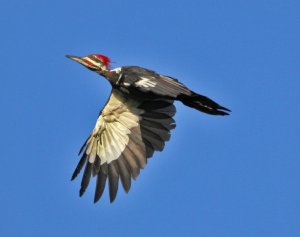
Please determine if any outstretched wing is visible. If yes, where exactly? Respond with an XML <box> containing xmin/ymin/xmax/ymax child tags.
<box><xmin>71</xmin><ymin>89</ymin><xmax>176</xmax><ymax>203</ymax></box>
<box><xmin>119</xmin><ymin>66</ymin><xmax>191</xmax><ymax>98</ymax></box>
<box><xmin>118</xmin><ymin>66</ymin><xmax>230</xmax><ymax>115</ymax></box>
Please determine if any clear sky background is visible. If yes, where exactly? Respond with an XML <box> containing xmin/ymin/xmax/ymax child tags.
<box><xmin>1</xmin><ymin>0</ymin><xmax>299</xmax><ymax>236</ymax></box>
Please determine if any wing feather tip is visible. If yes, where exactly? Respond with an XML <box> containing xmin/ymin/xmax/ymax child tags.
<box><xmin>109</xmin><ymin>196</ymin><xmax>117</xmax><ymax>203</ymax></box>
<box><xmin>79</xmin><ymin>188</ymin><xmax>85</xmax><ymax>197</ymax></box>
<box><xmin>124</xmin><ymin>187</ymin><xmax>130</xmax><ymax>193</ymax></box>
<box><xmin>94</xmin><ymin>195</ymin><xmax>100</xmax><ymax>203</ymax></box>
<box><xmin>71</xmin><ymin>170</ymin><xmax>79</xmax><ymax>181</ymax></box>
<box><xmin>70</xmin><ymin>175</ymin><xmax>76</xmax><ymax>181</ymax></box>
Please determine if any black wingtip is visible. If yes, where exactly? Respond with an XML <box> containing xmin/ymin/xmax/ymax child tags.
<box><xmin>179</xmin><ymin>93</ymin><xmax>231</xmax><ymax>116</ymax></box>
<box><xmin>94</xmin><ymin>172</ymin><xmax>107</xmax><ymax>203</ymax></box>
<box><xmin>78</xmin><ymin>136</ymin><xmax>90</xmax><ymax>155</ymax></box>
<box><xmin>79</xmin><ymin>188</ymin><xmax>85</xmax><ymax>197</ymax></box>
<box><xmin>218</xmin><ymin>105</ymin><xmax>231</xmax><ymax>113</ymax></box>
<box><xmin>93</xmin><ymin>197</ymin><xmax>99</xmax><ymax>204</ymax></box>
<box><xmin>223</xmin><ymin>107</ymin><xmax>231</xmax><ymax>112</ymax></box>
<box><xmin>218</xmin><ymin>110</ymin><xmax>230</xmax><ymax>116</ymax></box>
<box><xmin>110</xmin><ymin>196</ymin><xmax>117</xmax><ymax>203</ymax></box>
<box><xmin>123</xmin><ymin>183</ymin><xmax>131</xmax><ymax>193</ymax></box>
<box><xmin>70</xmin><ymin>174</ymin><xmax>76</xmax><ymax>181</ymax></box>
<box><xmin>71</xmin><ymin>170</ymin><xmax>79</xmax><ymax>181</ymax></box>
<box><xmin>218</xmin><ymin>106</ymin><xmax>231</xmax><ymax>116</ymax></box>
<box><xmin>205</xmin><ymin>104</ymin><xmax>231</xmax><ymax>116</ymax></box>
<box><xmin>71</xmin><ymin>153</ymin><xmax>88</xmax><ymax>181</ymax></box>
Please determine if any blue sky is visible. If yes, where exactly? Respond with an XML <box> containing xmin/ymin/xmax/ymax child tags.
<box><xmin>1</xmin><ymin>0</ymin><xmax>299</xmax><ymax>236</ymax></box>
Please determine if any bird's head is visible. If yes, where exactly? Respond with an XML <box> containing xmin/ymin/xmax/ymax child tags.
<box><xmin>66</xmin><ymin>54</ymin><xmax>111</xmax><ymax>72</ymax></box>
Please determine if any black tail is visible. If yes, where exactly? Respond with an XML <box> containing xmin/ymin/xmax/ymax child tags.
<box><xmin>178</xmin><ymin>92</ymin><xmax>231</xmax><ymax>116</ymax></box>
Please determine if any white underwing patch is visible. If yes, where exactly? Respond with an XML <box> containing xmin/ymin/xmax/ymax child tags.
<box><xmin>91</xmin><ymin>91</ymin><xmax>143</xmax><ymax>164</ymax></box>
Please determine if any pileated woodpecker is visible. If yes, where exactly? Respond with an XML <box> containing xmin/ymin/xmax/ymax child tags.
<box><xmin>66</xmin><ymin>54</ymin><xmax>230</xmax><ymax>203</ymax></box>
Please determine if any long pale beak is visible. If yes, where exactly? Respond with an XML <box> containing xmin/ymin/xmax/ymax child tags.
<box><xmin>66</xmin><ymin>55</ymin><xmax>84</xmax><ymax>64</ymax></box>
<box><xmin>66</xmin><ymin>55</ymin><xmax>97</xmax><ymax>70</ymax></box>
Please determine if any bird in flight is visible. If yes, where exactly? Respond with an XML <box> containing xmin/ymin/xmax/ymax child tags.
<box><xmin>66</xmin><ymin>54</ymin><xmax>230</xmax><ymax>203</ymax></box>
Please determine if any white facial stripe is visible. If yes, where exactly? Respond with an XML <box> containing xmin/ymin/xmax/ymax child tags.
<box><xmin>135</xmin><ymin>77</ymin><xmax>157</xmax><ymax>88</ymax></box>
<box><xmin>111</xmin><ymin>67</ymin><xmax>122</xmax><ymax>73</ymax></box>
<box><xmin>84</xmin><ymin>57</ymin><xmax>103</xmax><ymax>67</ymax></box>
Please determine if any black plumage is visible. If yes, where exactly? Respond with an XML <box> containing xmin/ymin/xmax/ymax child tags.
<box><xmin>66</xmin><ymin>54</ymin><xmax>230</xmax><ymax>203</ymax></box>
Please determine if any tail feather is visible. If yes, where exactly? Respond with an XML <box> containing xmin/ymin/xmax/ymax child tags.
<box><xmin>179</xmin><ymin>92</ymin><xmax>231</xmax><ymax>116</ymax></box>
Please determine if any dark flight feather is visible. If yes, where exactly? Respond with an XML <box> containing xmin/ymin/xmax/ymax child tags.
<box><xmin>117</xmin><ymin>157</ymin><xmax>131</xmax><ymax>193</ymax></box>
<box><xmin>71</xmin><ymin>153</ymin><xmax>88</xmax><ymax>181</ymax></box>
<box><xmin>79</xmin><ymin>161</ymin><xmax>93</xmax><ymax>196</ymax></box>
<box><xmin>108</xmin><ymin>163</ymin><xmax>119</xmax><ymax>203</ymax></box>
<box><xmin>94</xmin><ymin>171</ymin><xmax>107</xmax><ymax>203</ymax></box>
